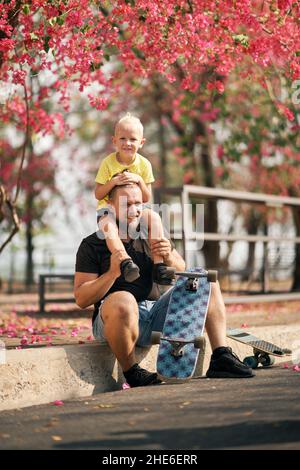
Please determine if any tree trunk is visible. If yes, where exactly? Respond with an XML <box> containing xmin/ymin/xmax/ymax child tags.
<box><xmin>196</xmin><ymin>122</ymin><xmax>219</xmax><ymax>269</ymax></box>
<box><xmin>156</xmin><ymin>115</ymin><xmax>168</xmax><ymax>187</ymax></box>
<box><xmin>25</xmin><ymin>193</ymin><xmax>34</xmax><ymax>289</ymax></box>
<box><xmin>151</xmin><ymin>81</ymin><xmax>168</xmax><ymax>186</ymax></box>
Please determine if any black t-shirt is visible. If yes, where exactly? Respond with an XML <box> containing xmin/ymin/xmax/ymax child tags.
<box><xmin>75</xmin><ymin>233</ymin><xmax>155</xmax><ymax>324</ymax></box>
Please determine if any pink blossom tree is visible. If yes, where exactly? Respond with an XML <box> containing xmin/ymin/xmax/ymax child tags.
<box><xmin>1</xmin><ymin>0</ymin><xmax>300</xmax><ymax>253</ymax></box>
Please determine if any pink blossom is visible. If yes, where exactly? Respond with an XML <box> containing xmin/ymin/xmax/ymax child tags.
<box><xmin>12</xmin><ymin>69</ymin><xmax>27</xmax><ymax>85</ymax></box>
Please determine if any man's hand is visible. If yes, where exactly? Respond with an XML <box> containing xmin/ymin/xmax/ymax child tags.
<box><xmin>150</xmin><ymin>238</ymin><xmax>172</xmax><ymax>262</ymax></box>
<box><xmin>109</xmin><ymin>250</ymin><xmax>130</xmax><ymax>279</ymax></box>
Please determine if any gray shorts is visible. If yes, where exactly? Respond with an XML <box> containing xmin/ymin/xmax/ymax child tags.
<box><xmin>92</xmin><ymin>287</ymin><xmax>173</xmax><ymax>347</ymax></box>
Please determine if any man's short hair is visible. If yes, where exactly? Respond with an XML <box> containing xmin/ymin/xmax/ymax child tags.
<box><xmin>108</xmin><ymin>181</ymin><xmax>140</xmax><ymax>201</ymax></box>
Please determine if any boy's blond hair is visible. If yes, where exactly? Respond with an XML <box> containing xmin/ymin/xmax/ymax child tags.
<box><xmin>115</xmin><ymin>113</ymin><xmax>143</xmax><ymax>136</ymax></box>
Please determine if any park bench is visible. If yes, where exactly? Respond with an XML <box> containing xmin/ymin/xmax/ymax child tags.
<box><xmin>39</xmin><ymin>273</ymin><xmax>74</xmax><ymax>313</ymax></box>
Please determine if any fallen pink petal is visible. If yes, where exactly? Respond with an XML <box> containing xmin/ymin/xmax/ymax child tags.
<box><xmin>53</xmin><ymin>400</ymin><xmax>64</xmax><ymax>406</ymax></box>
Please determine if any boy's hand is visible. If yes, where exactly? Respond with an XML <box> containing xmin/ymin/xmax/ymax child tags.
<box><xmin>111</xmin><ymin>174</ymin><xmax>129</xmax><ymax>186</ymax></box>
<box><xmin>113</xmin><ymin>171</ymin><xmax>142</xmax><ymax>185</ymax></box>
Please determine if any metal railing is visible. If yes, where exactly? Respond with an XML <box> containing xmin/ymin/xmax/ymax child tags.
<box><xmin>154</xmin><ymin>185</ymin><xmax>300</xmax><ymax>303</ymax></box>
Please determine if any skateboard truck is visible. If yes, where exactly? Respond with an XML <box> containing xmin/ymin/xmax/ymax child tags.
<box><xmin>174</xmin><ymin>269</ymin><xmax>218</xmax><ymax>290</ymax></box>
<box><xmin>244</xmin><ymin>349</ymin><xmax>276</xmax><ymax>368</ymax></box>
<box><xmin>151</xmin><ymin>332</ymin><xmax>205</xmax><ymax>357</ymax></box>
<box><xmin>175</xmin><ymin>270</ymin><xmax>218</xmax><ymax>283</ymax></box>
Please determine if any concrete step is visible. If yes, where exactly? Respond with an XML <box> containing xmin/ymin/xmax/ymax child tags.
<box><xmin>0</xmin><ymin>324</ymin><xmax>298</xmax><ymax>412</ymax></box>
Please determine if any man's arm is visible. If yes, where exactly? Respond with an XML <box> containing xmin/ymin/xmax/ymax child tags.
<box><xmin>150</xmin><ymin>238</ymin><xmax>186</xmax><ymax>271</ymax></box>
<box><xmin>74</xmin><ymin>271</ymin><xmax>116</xmax><ymax>309</ymax></box>
<box><xmin>74</xmin><ymin>250</ymin><xmax>127</xmax><ymax>308</ymax></box>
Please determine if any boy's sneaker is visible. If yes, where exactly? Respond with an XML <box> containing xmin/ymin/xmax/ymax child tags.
<box><xmin>124</xmin><ymin>363</ymin><xmax>162</xmax><ymax>387</ymax></box>
<box><xmin>120</xmin><ymin>259</ymin><xmax>140</xmax><ymax>282</ymax></box>
<box><xmin>153</xmin><ymin>262</ymin><xmax>176</xmax><ymax>285</ymax></box>
<box><xmin>206</xmin><ymin>347</ymin><xmax>255</xmax><ymax>378</ymax></box>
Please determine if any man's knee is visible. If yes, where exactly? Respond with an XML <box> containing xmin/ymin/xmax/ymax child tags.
<box><xmin>102</xmin><ymin>291</ymin><xmax>138</xmax><ymax>324</ymax></box>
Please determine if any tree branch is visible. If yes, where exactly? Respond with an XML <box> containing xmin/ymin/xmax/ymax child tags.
<box><xmin>13</xmin><ymin>77</ymin><xmax>30</xmax><ymax>204</ymax></box>
<box><xmin>0</xmin><ymin>185</ymin><xmax>20</xmax><ymax>254</ymax></box>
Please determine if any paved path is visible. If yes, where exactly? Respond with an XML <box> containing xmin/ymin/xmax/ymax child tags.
<box><xmin>0</xmin><ymin>365</ymin><xmax>299</xmax><ymax>450</ymax></box>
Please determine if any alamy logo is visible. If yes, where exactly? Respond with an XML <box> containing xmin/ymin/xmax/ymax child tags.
<box><xmin>96</xmin><ymin>199</ymin><xmax>205</xmax><ymax>251</ymax></box>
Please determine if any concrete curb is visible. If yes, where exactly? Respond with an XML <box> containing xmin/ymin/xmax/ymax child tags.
<box><xmin>0</xmin><ymin>343</ymin><xmax>160</xmax><ymax>412</ymax></box>
<box><xmin>0</xmin><ymin>324</ymin><xmax>298</xmax><ymax>412</ymax></box>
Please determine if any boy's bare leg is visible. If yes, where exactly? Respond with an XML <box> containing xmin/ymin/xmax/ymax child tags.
<box><xmin>141</xmin><ymin>208</ymin><xmax>176</xmax><ymax>285</ymax></box>
<box><xmin>141</xmin><ymin>208</ymin><xmax>164</xmax><ymax>264</ymax></box>
<box><xmin>98</xmin><ymin>215</ymin><xmax>140</xmax><ymax>281</ymax></box>
<box><xmin>98</xmin><ymin>214</ymin><xmax>127</xmax><ymax>253</ymax></box>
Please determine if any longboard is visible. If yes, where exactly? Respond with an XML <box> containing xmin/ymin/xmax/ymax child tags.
<box><xmin>227</xmin><ymin>327</ymin><xmax>292</xmax><ymax>368</ymax></box>
<box><xmin>152</xmin><ymin>268</ymin><xmax>217</xmax><ymax>379</ymax></box>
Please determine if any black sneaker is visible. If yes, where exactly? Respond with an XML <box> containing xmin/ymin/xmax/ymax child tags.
<box><xmin>124</xmin><ymin>363</ymin><xmax>162</xmax><ymax>387</ymax></box>
<box><xmin>153</xmin><ymin>262</ymin><xmax>176</xmax><ymax>285</ymax></box>
<box><xmin>206</xmin><ymin>347</ymin><xmax>255</xmax><ymax>378</ymax></box>
<box><xmin>120</xmin><ymin>259</ymin><xmax>140</xmax><ymax>282</ymax></box>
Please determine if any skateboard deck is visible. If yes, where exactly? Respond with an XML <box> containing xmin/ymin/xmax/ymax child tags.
<box><xmin>227</xmin><ymin>328</ymin><xmax>292</xmax><ymax>368</ymax></box>
<box><xmin>154</xmin><ymin>268</ymin><xmax>215</xmax><ymax>379</ymax></box>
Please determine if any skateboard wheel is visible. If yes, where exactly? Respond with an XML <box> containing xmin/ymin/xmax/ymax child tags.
<box><xmin>151</xmin><ymin>331</ymin><xmax>162</xmax><ymax>345</ymax></box>
<box><xmin>260</xmin><ymin>354</ymin><xmax>275</xmax><ymax>367</ymax></box>
<box><xmin>194</xmin><ymin>336</ymin><xmax>206</xmax><ymax>349</ymax></box>
<box><xmin>207</xmin><ymin>270</ymin><xmax>218</xmax><ymax>282</ymax></box>
<box><xmin>243</xmin><ymin>356</ymin><xmax>259</xmax><ymax>369</ymax></box>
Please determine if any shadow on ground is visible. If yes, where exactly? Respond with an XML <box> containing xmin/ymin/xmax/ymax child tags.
<box><xmin>55</xmin><ymin>419</ymin><xmax>300</xmax><ymax>450</ymax></box>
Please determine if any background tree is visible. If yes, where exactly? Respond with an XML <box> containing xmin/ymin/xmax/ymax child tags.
<box><xmin>1</xmin><ymin>0</ymin><xmax>300</xmax><ymax>260</ymax></box>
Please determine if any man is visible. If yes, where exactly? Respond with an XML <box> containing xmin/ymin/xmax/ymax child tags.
<box><xmin>74</xmin><ymin>183</ymin><xmax>254</xmax><ymax>387</ymax></box>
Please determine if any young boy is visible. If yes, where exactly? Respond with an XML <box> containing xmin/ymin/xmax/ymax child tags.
<box><xmin>95</xmin><ymin>113</ymin><xmax>174</xmax><ymax>284</ymax></box>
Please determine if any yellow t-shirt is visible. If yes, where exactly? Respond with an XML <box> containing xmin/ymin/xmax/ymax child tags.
<box><xmin>95</xmin><ymin>152</ymin><xmax>155</xmax><ymax>209</ymax></box>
